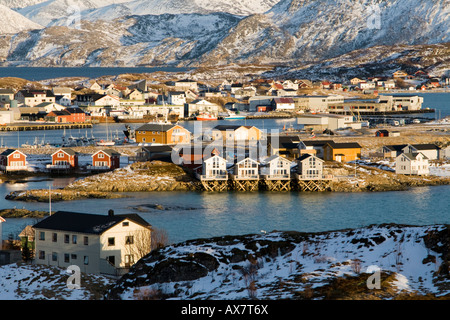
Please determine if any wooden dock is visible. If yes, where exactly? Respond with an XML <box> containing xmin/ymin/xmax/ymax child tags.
<box><xmin>197</xmin><ymin>174</ymin><xmax>334</xmax><ymax>192</ymax></box>
<box><xmin>0</xmin><ymin>123</ymin><xmax>93</xmax><ymax>131</ymax></box>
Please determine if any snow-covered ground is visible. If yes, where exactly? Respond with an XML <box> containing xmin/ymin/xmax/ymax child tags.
<box><xmin>111</xmin><ymin>224</ymin><xmax>450</xmax><ymax>300</ymax></box>
<box><xmin>0</xmin><ymin>224</ymin><xmax>447</xmax><ymax>300</ymax></box>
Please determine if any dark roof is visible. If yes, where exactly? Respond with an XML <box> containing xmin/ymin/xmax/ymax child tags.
<box><xmin>18</xmin><ymin>89</ymin><xmax>55</xmax><ymax>98</ymax></box>
<box><xmin>65</xmin><ymin>107</ymin><xmax>85</xmax><ymax>114</ymax></box>
<box><xmin>383</xmin><ymin>144</ymin><xmax>408</xmax><ymax>151</ymax></box>
<box><xmin>411</xmin><ymin>143</ymin><xmax>440</xmax><ymax>150</ymax></box>
<box><xmin>213</xmin><ymin>125</ymin><xmax>242</xmax><ymax>131</ymax></box>
<box><xmin>326</xmin><ymin>141</ymin><xmax>362</xmax><ymax>149</ymax></box>
<box><xmin>33</xmin><ymin>211</ymin><xmax>151</xmax><ymax>234</ymax></box>
<box><xmin>301</xmin><ymin>140</ymin><xmax>334</xmax><ymax>147</ymax></box>
<box><xmin>96</xmin><ymin>149</ymin><xmax>121</xmax><ymax>157</ymax></box>
<box><xmin>136</xmin><ymin>123</ymin><xmax>177</xmax><ymax>132</ymax></box>
<box><xmin>140</xmin><ymin>145</ymin><xmax>173</xmax><ymax>153</ymax></box>
<box><xmin>298</xmin><ymin>153</ymin><xmax>323</xmax><ymax>162</ymax></box>
<box><xmin>48</xmin><ymin>110</ymin><xmax>71</xmax><ymax>116</ymax></box>
<box><xmin>0</xmin><ymin>149</ymin><xmax>23</xmax><ymax>156</ymax></box>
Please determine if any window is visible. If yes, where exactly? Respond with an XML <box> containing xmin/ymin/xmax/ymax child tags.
<box><xmin>98</xmin><ymin>153</ymin><xmax>104</xmax><ymax>158</ymax></box>
<box><xmin>52</xmin><ymin>233</ymin><xmax>57</xmax><ymax>242</ymax></box>
<box><xmin>125</xmin><ymin>236</ymin><xmax>134</xmax><ymax>245</ymax></box>
<box><xmin>84</xmin><ymin>236</ymin><xmax>89</xmax><ymax>245</ymax></box>
<box><xmin>122</xmin><ymin>221</ymin><xmax>129</xmax><ymax>227</ymax></box>
<box><xmin>72</xmin><ymin>235</ymin><xmax>77</xmax><ymax>244</ymax></box>
<box><xmin>64</xmin><ymin>234</ymin><xmax>70</xmax><ymax>243</ymax></box>
<box><xmin>58</xmin><ymin>152</ymin><xmax>64</xmax><ymax>158</ymax></box>
<box><xmin>52</xmin><ymin>252</ymin><xmax>58</xmax><ymax>262</ymax></box>
<box><xmin>39</xmin><ymin>232</ymin><xmax>45</xmax><ymax>241</ymax></box>
<box><xmin>84</xmin><ymin>256</ymin><xmax>89</xmax><ymax>265</ymax></box>
<box><xmin>108</xmin><ymin>237</ymin><xmax>115</xmax><ymax>246</ymax></box>
<box><xmin>13</xmin><ymin>153</ymin><xmax>20</xmax><ymax>158</ymax></box>
<box><xmin>71</xmin><ymin>254</ymin><xmax>77</xmax><ymax>260</ymax></box>
<box><xmin>64</xmin><ymin>253</ymin><xmax>70</xmax><ymax>263</ymax></box>
<box><xmin>39</xmin><ymin>251</ymin><xmax>45</xmax><ymax>260</ymax></box>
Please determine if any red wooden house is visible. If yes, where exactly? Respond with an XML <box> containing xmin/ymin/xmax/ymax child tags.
<box><xmin>88</xmin><ymin>149</ymin><xmax>121</xmax><ymax>171</ymax></box>
<box><xmin>0</xmin><ymin>149</ymin><xmax>27</xmax><ymax>172</ymax></box>
<box><xmin>65</xmin><ymin>107</ymin><xmax>86</xmax><ymax>123</ymax></box>
<box><xmin>47</xmin><ymin>148</ymin><xmax>78</xmax><ymax>171</ymax></box>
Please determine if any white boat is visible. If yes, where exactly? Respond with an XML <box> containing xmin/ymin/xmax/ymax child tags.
<box><xmin>96</xmin><ymin>140</ymin><xmax>115</xmax><ymax>146</ymax></box>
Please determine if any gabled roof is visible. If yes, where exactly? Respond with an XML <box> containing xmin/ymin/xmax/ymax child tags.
<box><xmin>52</xmin><ymin>148</ymin><xmax>77</xmax><ymax>157</ymax></box>
<box><xmin>93</xmin><ymin>149</ymin><xmax>121</xmax><ymax>157</ymax></box>
<box><xmin>0</xmin><ymin>149</ymin><xmax>26</xmax><ymax>157</ymax></box>
<box><xmin>203</xmin><ymin>154</ymin><xmax>227</xmax><ymax>162</ymax></box>
<box><xmin>235</xmin><ymin>157</ymin><xmax>259</xmax><ymax>165</ymax></box>
<box><xmin>401</xmin><ymin>152</ymin><xmax>428</xmax><ymax>160</ymax></box>
<box><xmin>298</xmin><ymin>153</ymin><xmax>324</xmax><ymax>162</ymax></box>
<box><xmin>264</xmin><ymin>154</ymin><xmax>292</xmax><ymax>164</ymax></box>
<box><xmin>32</xmin><ymin>211</ymin><xmax>151</xmax><ymax>234</ymax></box>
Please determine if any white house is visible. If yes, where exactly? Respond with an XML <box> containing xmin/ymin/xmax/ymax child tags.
<box><xmin>395</xmin><ymin>152</ymin><xmax>429</xmax><ymax>176</ymax></box>
<box><xmin>261</xmin><ymin>155</ymin><xmax>292</xmax><ymax>180</ymax></box>
<box><xmin>200</xmin><ymin>155</ymin><xmax>228</xmax><ymax>180</ymax></box>
<box><xmin>33</xmin><ymin>211</ymin><xmax>152</xmax><ymax>275</ymax></box>
<box><xmin>232</xmin><ymin>157</ymin><xmax>259</xmax><ymax>180</ymax></box>
<box><xmin>297</xmin><ymin>154</ymin><xmax>324</xmax><ymax>179</ymax></box>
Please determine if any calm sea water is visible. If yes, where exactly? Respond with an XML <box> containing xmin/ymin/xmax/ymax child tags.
<box><xmin>0</xmin><ymin>67</ymin><xmax>189</xmax><ymax>81</ymax></box>
<box><xmin>0</xmin><ymin>92</ymin><xmax>449</xmax><ymax>244</ymax></box>
<box><xmin>2</xmin><ymin>182</ymin><xmax>449</xmax><ymax>244</ymax></box>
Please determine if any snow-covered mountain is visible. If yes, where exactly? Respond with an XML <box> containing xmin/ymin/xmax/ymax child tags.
<box><xmin>0</xmin><ymin>0</ymin><xmax>449</xmax><ymax>75</ymax></box>
<box><xmin>18</xmin><ymin>0</ymin><xmax>280</xmax><ymax>26</ymax></box>
<box><xmin>0</xmin><ymin>4</ymin><xmax>42</xmax><ymax>34</ymax></box>
<box><xmin>0</xmin><ymin>0</ymin><xmax>46</xmax><ymax>9</ymax></box>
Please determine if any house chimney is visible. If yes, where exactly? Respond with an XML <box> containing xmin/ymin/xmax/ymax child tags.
<box><xmin>108</xmin><ymin>209</ymin><xmax>114</xmax><ymax>217</ymax></box>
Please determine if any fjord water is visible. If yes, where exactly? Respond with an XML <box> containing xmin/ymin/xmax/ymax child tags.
<box><xmin>1</xmin><ymin>178</ymin><xmax>450</xmax><ymax>245</ymax></box>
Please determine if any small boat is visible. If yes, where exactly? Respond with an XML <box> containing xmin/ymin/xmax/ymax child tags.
<box><xmin>223</xmin><ymin>111</ymin><xmax>246</xmax><ymax>120</ymax></box>
<box><xmin>96</xmin><ymin>140</ymin><xmax>115</xmax><ymax>146</ymax></box>
<box><xmin>196</xmin><ymin>113</ymin><xmax>218</xmax><ymax>121</ymax></box>
<box><xmin>224</xmin><ymin>115</ymin><xmax>246</xmax><ymax>120</ymax></box>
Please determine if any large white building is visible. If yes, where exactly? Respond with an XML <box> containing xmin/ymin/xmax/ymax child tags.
<box><xmin>33</xmin><ymin>211</ymin><xmax>152</xmax><ymax>275</ymax></box>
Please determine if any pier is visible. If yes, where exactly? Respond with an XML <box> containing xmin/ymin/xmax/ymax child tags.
<box><xmin>197</xmin><ymin>174</ymin><xmax>334</xmax><ymax>192</ymax></box>
<box><xmin>0</xmin><ymin>123</ymin><xmax>93</xmax><ymax>131</ymax></box>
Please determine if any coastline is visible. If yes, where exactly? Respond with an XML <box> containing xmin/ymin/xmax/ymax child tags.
<box><xmin>4</xmin><ymin>159</ymin><xmax>450</xmax><ymax>204</ymax></box>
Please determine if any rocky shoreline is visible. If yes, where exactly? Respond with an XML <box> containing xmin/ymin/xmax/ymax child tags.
<box><xmin>3</xmin><ymin>160</ymin><xmax>450</xmax><ymax>203</ymax></box>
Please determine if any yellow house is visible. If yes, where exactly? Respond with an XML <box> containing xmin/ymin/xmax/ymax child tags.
<box><xmin>323</xmin><ymin>142</ymin><xmax>362</xmax><ymax>162</ymax></box>
<box><xmin>135</xmin><ymin>123</ymin><xmax>191</xmax><ymax>144</ymax></box>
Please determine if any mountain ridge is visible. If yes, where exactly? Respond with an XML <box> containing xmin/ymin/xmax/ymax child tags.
<box><xmin>0</xmin><ymin>0</ymin><xmax>448</xmax><ymax>77</ymax></box>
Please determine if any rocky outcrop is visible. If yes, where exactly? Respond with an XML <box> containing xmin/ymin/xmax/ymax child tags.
<box><xmin>64</xmin><ymin>161</ymin><xmax>201</xmax><ymax>192</ymax></box>
<box><xmin>106</xmin><ymin>224</ymin><xmax>450</xmax><ymax>300</ymax></box>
